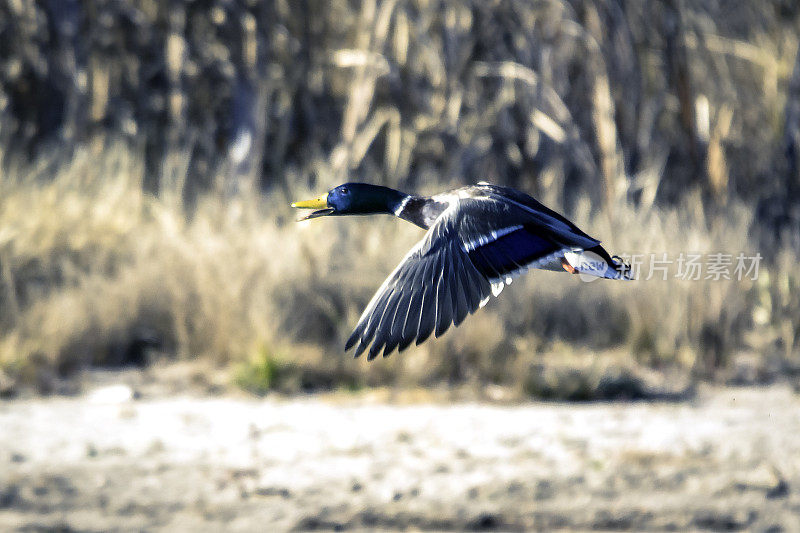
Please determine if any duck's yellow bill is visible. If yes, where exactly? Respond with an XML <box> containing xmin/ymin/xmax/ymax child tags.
<box><xmin>291</xmin><ymin>193</ymin><xmax>328</xmax><ymax>209</ymax></box>
<box><xmin>291</xmin><ymin>193</ymin><xmax>333</xmax><ymax>221</ymax></box>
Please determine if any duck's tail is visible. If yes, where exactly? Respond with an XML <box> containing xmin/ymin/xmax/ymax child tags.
<box><xmin>563</xmin><ymin>245</ymin><xmax>635</xmax><ymax>280</ymax></box>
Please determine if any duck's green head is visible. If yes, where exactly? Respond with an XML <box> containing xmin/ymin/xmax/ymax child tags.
<box><xmin>292</xmin><ymin>183</ymin><xmax>407</xmax><ymax>220</ymax></box>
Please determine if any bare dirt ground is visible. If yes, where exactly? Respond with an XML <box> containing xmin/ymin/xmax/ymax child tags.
<box><xmin>1</xmin><ymin>376</ymin><xmax>800</xmax><ymax>532</ymax></box>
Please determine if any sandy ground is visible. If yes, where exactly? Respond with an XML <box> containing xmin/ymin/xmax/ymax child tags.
<box><xmin>1</xmin><ymin>379</ymin><xmax>800</xmax><ymax>532</ymax></box>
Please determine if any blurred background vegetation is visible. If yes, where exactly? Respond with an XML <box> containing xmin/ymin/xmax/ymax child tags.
<box><xmin>0</xmin><ymin>0</ymin><xmax>799</xmax><ymax>398</ymax></box>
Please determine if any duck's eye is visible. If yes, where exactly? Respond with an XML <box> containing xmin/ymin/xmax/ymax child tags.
<box><xmin>340</xmin><ymin>187</ymin><xmax>349</xmax><ymax>195</ymax></box>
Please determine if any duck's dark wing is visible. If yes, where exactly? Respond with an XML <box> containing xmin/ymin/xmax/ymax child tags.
<box><xmin>455</xmin><ymin>192</ymin><xmax>599</xmax><ymax>282</ymax></box>
<box><xmin>345</xmin><ymin>205</ymin><xmax>494</xmax><ymax>360</ymax></box>
<box><xmin>345</xmin><ymin>195</ymin><xmax>607</xmax><ymax>360</ymax></box>
<box><xmin>466</xmin><ymin>184</ymin><xmax>630</xmax><ymax>281</ymax></box>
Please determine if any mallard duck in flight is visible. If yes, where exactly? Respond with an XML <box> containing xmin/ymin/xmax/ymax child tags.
<box><xmin>292</xmin><ymin>183</ymin><xmax>632</xmax><ymax>360</ymax></box>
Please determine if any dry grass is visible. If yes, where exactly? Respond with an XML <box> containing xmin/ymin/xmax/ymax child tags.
<box><xmin>0</xmin><ymin>140</ymin><xmax>795</xmax><ymax>397</ymax></box>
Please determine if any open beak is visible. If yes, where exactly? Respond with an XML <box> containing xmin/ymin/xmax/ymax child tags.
<box><xmin>291</xmin><ymin>193</ymin><xmax>334</xmax><ymax>220</ymax></box>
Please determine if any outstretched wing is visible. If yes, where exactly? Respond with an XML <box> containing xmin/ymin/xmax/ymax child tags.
<box><xmin>345</xmin><ymin>206</ymin><xmax>494</xmax><ymax>360</ymax></box>
<box><xmin>345</xmin><ymin>194</ymin><xmax>612</xmax><ymax>359</ymax></box>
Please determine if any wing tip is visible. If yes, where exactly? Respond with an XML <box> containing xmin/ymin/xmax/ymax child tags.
<box><xmin>434</xmin><ymin>323</ymin><xmax>451</xmax><ymax>338</ymax></box>
<box><xmin>398</xmin><ymin>336</ymin><xmax>415</xmax><ymax>353</ymax></box>
<box><xmin>345</xmin><ymin>338</ymin><xmax>357</xmax><ymax>353</ymax></box>
<box><xmin>354</xmin><ymin>339</ymin><xmax>370</xmax><ymax>358</ymax></box>
<box><xmin>382</xmin><ymin>342</ymin><xmax>398</xmax><ymax>358</ymax></box>
<box><xmin>367</xmin><ymin>341</ymin><xmax>387</xmax><ymax>361</ymax></box>
<box><xmin>415</xmin><ymin>331</ymin><xmax>432</xmax><ymax>346</ymax></box>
